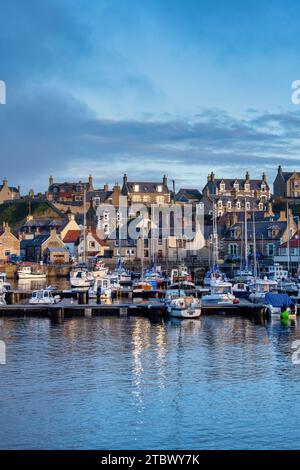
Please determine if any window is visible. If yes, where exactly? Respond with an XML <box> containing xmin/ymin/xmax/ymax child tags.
<box><xmin>236</xmin><ymin>201</ymin><xmax>241</xmax><ymax>210</ymax></box>
<box><xmin>157</xmin><ymin>185</ymin><xmax>162</xmax><ymax>192</ymax></box>
<box><xmin>218</xmin><ymin>200</ymin><xmax>222</xmax><ymax>208</ymax></box>
<box><xmin>245</xmin><ymin>202</ymin><xmax>250</xmax><ymax>210</ymax></box>
<box><xmin>258</xmin><ymin>202</ymin><xmax>263</xmax><ymax>210</ymax></box>
<box><xmin>134</xmin><ymin>184</ymin><xmax>139</xmax><ymax>192</ymax></box>
<box><xmin>143</xmin><ymin>195</ymin><xmax>150</xmax><ymax>203</ymax></box>
<box><xmin>228</xmin><ymin>243</ymin><xmax>238</xmax><ymax>255</ymax></box>
<box><xmin>244</xmin><ymin>183</ymin><xmax>250</xmax><ymax>191</ymax></box>
<box><xmin>89</xmin><ymin>241</ymin><xmax>96</xmax><ymax>249</ymax></box>
<box><xmin>220</xmin><ymin>183</ymin><xmax>225</xmax><ymax>191</ymax></box>
<box><xmin>132</xmin><ymin>195</ymin><xmax>141</xmax><ymax>202</ymax></box>
<box><xmin>94</xmin><ymin>197</ymin><xmax>100</xmax><ymax>206</ymax></box>
<box><xmin>267</xmin><ymin>244</ymin><xmax>275</xmax><ymax>256</ymax></box>
<box><xmin>233</xmin><ymin>183</ymin><xmax>239</xmax><ymax>191</ymax></box>
<box><xmin>261</xmin><ymin>184</ymin><xmax>266</xmax><ymax>192</ymax></box>
<box><xmin>227</xmin><ymin>201</ymin><xmax>232</xmax><ymax>209</ymax></box>
<box><xmin>156</xmin><ymin>196</ymin><xmax>165</xmax><ymax>204</ymax></box>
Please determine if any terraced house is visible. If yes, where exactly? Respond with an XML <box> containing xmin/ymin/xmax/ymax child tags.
<box><xmin>0</xmin><ymin>178</ymin><xmax>20</xmax><ymax>203</ymax></box>
<box><xmin>273</xmin><ymin>165</ymin><xmax>300</xmax><ymax>199</ymax></box>
<box><xmin>202</xmin><ymin>171</ymin><xmax>270</xmax><ymax>216</ymax></box>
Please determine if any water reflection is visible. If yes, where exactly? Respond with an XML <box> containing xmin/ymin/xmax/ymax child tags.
<box><xmin>1</xmin><ymin>315</ymin><xmax>300</xmax><ymax>449</ymax></box>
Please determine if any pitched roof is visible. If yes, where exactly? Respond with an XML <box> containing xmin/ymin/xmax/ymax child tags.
<box><xmin>175</xmin><ymin>188</ymin><xmax>202</xmax><ymax>202</ymax></box>
<box><xmin>123</xmin><ymin>182</ymin><xmax>169</xmax><ymax>194</ymax></box>
<box><xmin>223</xmin><ymin>220</ymin><xmax>287</xmax><ymax>241</ymax></box>
<box><xmin>63</xmin><ymin>230</ymin><xmax>81</xmax><ymax>243</ymax></box>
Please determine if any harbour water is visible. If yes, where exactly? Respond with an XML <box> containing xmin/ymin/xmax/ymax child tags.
<box><xmin>1</xmin><ymin>315</ymin><xmax>300</xmax><ymax>450</ymax></box>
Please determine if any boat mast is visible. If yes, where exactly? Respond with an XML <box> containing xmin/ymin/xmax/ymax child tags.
<box><xmin>287</xmin><ymin>200</ymin><xmax>290</xmax><ymax>275</ymax></box>
<box><xmin>244</xmin><ymin>200</ymin><xmax>248</xmax><ymax>271</ymax></box>
<box><xmin>212</xmin><ymin>201</ymin><xmax>219</xmax><ymax>269</ymax></box>
<box><xmin>252</xmin><ymin>208</ymin><xmax>257</xmax><ymax>278</ymax></box>
<box><xmin>83</xmin><ymin>185</ymin><xmax>87</xmax><ymax>265</ymax></box>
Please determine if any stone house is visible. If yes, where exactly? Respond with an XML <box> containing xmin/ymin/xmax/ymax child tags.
<box><xmin>0</xmin><ymin>223</ymin><xmax>20</xmax><ymax>260</ymax></box>
<box><xmin>0</xmin><ymin>178</ymin><xmax>20</xmax><ymax>203</ymax></box>
<box><xmin>273</xmin><ymin>165</ymin><xmax>300</xmax><ymax>199</ymax></box>
<box><xmin>121</xmin><ymin>174</ymin><xmax>171</xmax><ymax>205</ymax></box>
<box><xmin>20</xmin><ymin>229</ymin><xmax>66</xmax><ymax>262</ymax></box>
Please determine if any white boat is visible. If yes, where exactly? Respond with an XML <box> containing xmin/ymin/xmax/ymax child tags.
<box><xmin>0</xmin><ymin>293</ymin><xmax>6</xmax><ymax>305</ymax></box>
<box><xmin>267</xmin><ymin>263</ymin><xmax>288</xmax><ymax>281</ymax></box>
<box><xmin>202</xmin><ymin>281</ymin><xmax>237</xmax><ymax>304</ymax></box>
<box><xmin>203</xmin><ymin>270</ymin><xmax>226</xmax><ymax>287</ymax></box>
<box><xmin>167</xmin><ymin>295</ymin><xmax>201</xmax><ymax>318</ymax></box>
<box><xmin>249</xmin><ymin>278</ymin><xmax>278</xmax><ymax>303</ymax></box>
<box><xmin>70</xmin><ymin>269</ymin><xmax>91</xmax><ymax>288</ymax></box>
<box><xmin>29</xmin><ymin>289</ymin><xmax>60</xmax><ymax>305</ymax></box>
<box><xmin>170</xmin><ymin>264</ymin><xmax>192</xmax><ymax>284</ymax></box>
<box><xmin>91</xmin><ymin>261</ymin><xmax>109</xmax><ymax>278</ymax></box>
<box><xmin>234</xmin><ymin>270</ymin><xmax>255</xmax><ymax>284</ymax></box>
<box><xmin>88</xmin><ymin>277</ymin><xmax>112</xmax><ymax>299</ymax></box>
<box><xmin>0</xmin><ymin>272</ymin><xmax>11</xmax><ymax>292</ymax></box>
<box><xmin>18</xmin><ymin>265</ymin><xmax>46</xmax><ymax>280</ymax></box>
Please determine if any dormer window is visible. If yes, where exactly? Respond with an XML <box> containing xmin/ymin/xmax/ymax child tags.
<box><xmin>236</xmin><ymin>201</ymin><xmax>241</xmax><ymax>210</ymax></box>
<box><xmin>134</xmin><ymin>184</ymin><xmax>139</xmax><ymax>192</ymax></box>
<box><xmin>157</xmin><ymin>185</ymin><xmax>162</xmax><ymax>193</ymax></box>
<box><xmin>227</xmin><ymin>201</ymin><xmax>232</xmax><ymax>209</ymax></box>
<box><xmin>220</xmin><ymin>183</ymin><xmax>225</xmax><ymax>191</ymax></box>
<box><xmin>218</xmin><ymin>200</ymin><xmax>222</xmax><ymax>208</ymax></box>
<box><xmin>261</xmin><ymin>183</ymin><xmax>266</xmax><ymax>192</ymax></box>
<box><xmin>233</xmin><ymin>183</ymin><xmax>239</xmax><ymax>191</ymax></box>
<box><xmin>244</xmin><ymin>183</ymin><xmax>250</xmax><ymax>192</ymax></box>
<box><xmin>245</xmin><ymin>202</ymin><xmax>250</xmax><ymax>210</ymax></box>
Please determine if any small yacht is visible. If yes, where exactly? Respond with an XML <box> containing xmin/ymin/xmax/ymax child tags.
<box><xmin>202</xmin><ymin>281</ymin><xmax>237</xmax><ymax>304</ymax></box>
<box><xmin>232</xmin><ymin>282</ymin><xmax>250</xmax><ymax>299</ymax></box>
<box><xmin>203</xmin><ymin>270</ymin><xmax>226</xmax><ymax>287</ymax></box>
<box><xmin>234</xmin><ymin>270</ymin><xmax>255</xmax><ymax>284</ymax></box>
<box><xmin>70</xmin><ymin>269</ymin><xmax>91</xmax><ymax>288</ymax></box>
<box><xmin>249</xmin><ymin>278</ymin><xmax>278</xmax><ymax>303</ymax></box>
<box><xmin>17</xmin><ymin>265</ymin><xmax>46</xmax><ymax>280</ymax></box>
<box><xmin>29</xmin><ymin>289</ymin><xmax>60</xmax><ymax>305</ymax></box>
<box><xmin>88</xmin><ymin>277</ymin><xmax>112</xmax><ymax>299</ymax></box>
<box><xmin>166</xmin><ymin>292</ymin><xmax>201</xmax><ymax>319</ymax></box>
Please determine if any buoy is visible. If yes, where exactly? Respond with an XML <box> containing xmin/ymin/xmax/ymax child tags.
<box><xmin>280</xmin><ymin>309</ymin><xmax>289</xmax><ymax>321</ymax></box>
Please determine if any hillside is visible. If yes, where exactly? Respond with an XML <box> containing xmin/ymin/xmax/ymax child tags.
<box><xmin>0</xmin><ymin>199</ymin><xmax>64</xmax><ymax>230</ymax></box>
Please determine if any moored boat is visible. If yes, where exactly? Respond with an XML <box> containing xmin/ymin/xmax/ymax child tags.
<box><xmin>17</xmin><ymin>265</ymin><xmax>46</xmax><ymax>280</ymax></box>
<box><xmin>29</xmin><ymin>289</ymin><xmax>60</xmax><ymax>305</ymax></box>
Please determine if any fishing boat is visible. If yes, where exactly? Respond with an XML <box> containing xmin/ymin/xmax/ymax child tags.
<box><xmin>166</xmin><ymin>292</ymin><xmax>201</xmax><ymax>319</ymax></box>
<box><xmin>88</xmin><ymin>277</ymin><xmax>112</xmax><ymax>299</ymax></box>
<box><xmin>29</xmin><ymin>289</ymin><xmax>60</xmax><ymax>305</ymax></box>
<box><xmin>202</xmin><ymin>281</ymin><xmax>238</xmax><ymax>304</ymax></box>
<box><xmin>17</xmin><ymin>265</ymin><xmax>46</xmax><ymax>280</ymax></box>
<box><xmin>249</xmin><ymin>278</ymin><xmax>278</xmax><ymax>303</ymax></box>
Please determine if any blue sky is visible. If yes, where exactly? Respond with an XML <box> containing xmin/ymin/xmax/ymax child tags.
<box><xmin>1</xmin><ymin>0</ymin><xmax>300</xmax><ymax>192</ymax></box>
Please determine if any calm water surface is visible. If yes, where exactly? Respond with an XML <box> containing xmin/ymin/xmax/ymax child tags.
<box><xmin>1</xmin><ymin>314</ymin><xmax>300</xmax><ymax>450</ymax></box>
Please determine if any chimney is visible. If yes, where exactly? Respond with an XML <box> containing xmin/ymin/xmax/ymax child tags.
<box><xmin>278</xmin><ymin>165</ymin><xmax>282</xmax><ymax>175</ymax></box>
<box><xmin>245</xmin><ymin>171</ymin><xmax>250</xmax><ymax>181</ymax></box>
<box><xmin>88</xmin><ymin>175</ymin><xmax>93</xmax><ymax>191</ymax></box>
<box><xmin>262</xmin><ymin>172</ymin><xmax>267</xmax><ymax>182</ymax></box>
<box><xmin>3</xmin><ymin>177</ymin><xmax>8</xmax><ymax>188</ymax></box>
<box><xmin>210</xmin><ymin>172</ymin><xmax>215</xmax><ymax>182</ymax></box>
<box><xmin>17</xmin><ymin>185</ymin><xmax>20</xmax><ymax>194</ymax></box>
<box><xmin>123</xmin><ymin>174</ymin><xmax>128</xmax><ymax>185</ymax></box>
<box><xmin>278</xmin><ymin>210</ymin><xmax>287</xmax><ymax>222</ymax></box>
<box><xmin>49</xmin><ymin>175</ymin><xmax>54</xmax><ymax>186</ymax></box>
<box><xmin>163</xmin><ymin>175</ymin><xmax>168</xmax><ymax>186</ymax></box>
<box><xmin>104</xmin><ymin>183</ymin><xmax>109</xmax><ymax>192</ymax></box>
<box><xmin>207</xmin><ymin>174</ymin><xmax>211</xmax><ymax>182</ymax></box>
<box><xmin>50</xmin><ymin>228</ymin><xmax>57</xmax><ymax>237</ymax></box>
<box><xmin>66</xmin><ymin>207</ymin><xmax>74</xmax><ymax>221</ymax></box>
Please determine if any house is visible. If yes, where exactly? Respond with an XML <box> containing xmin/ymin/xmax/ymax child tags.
<box><xmin>62</xmin><ymin>230</ymin><xmax>81</xmax><ymax>258</ymax></box>
<box><xmin>20</xmin><ymin>229</ymin><xmax>66</xmax><ymax>262</ymax></box>
<box><xmin>122</xmin><ymin>174</ymin><xmax>171</xmax><ymax>205</ymax></box>
<box><xmin>0</xmin><ymin>223</ymin><xmax>20</xmax><ymax>261</ymax></box>
<box><xmin>45</xmin><ymin>247</ymin><xmax>70</xmax><ymax>264</ymax></box>
<box><xmin>174</xmin><ymin>188</ymin><xmax>202</xmax><ymax>205</ymax></box>
<box><xmin>221</xmin><ymin>211</ymin><xmax>296</xmax><ymax>265</ymax></box>
<box><xmin>46</xmin><ymin>175</ymin><xmax>94</xmax><ymax>203</ymax></box>
<box><xmin>77</xmin><ymin>229</ymin><xmax>110</xmax><ymax>261</ymax></box>
<box><xmin>202</xmin><ymin>172</ymin><xmax>270</xmax><ymax>216</ymax></box>
<box><xmin>59</xmin><ymin>208</ymin><xmax>81</xmax><ymax>240</ymax></box>
<box><xmin>273</xmin><ymin>165</ymin><xmax>300</xmax><ymax>199</ymax></box>
<box><xmin>0</xmin><ymin>178</ymin><xmax>20</xmax><ymax>204</ymax></box>
<box><xmin>20</xmin><ymin>216</ymin><xmax>65</xmax><ymax>239</ymax></box>
<box><xmin>275</xmin><ymin>230</ymin><xmax>300</xmax><ymax>272</ymax></box>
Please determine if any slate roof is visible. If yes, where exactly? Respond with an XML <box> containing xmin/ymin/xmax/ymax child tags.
<box><xmin>122</xmin><ymin>182</ymin><xmax>169</xmax><ymax>194</ymax></box>
<box><xmin>223</xmin><ymin>220</ymin><xmax>287</xmax><ymax>241</ymax></box>
<box><xmin>20</xmin><ymin>235</ymin><xmax>49</xmax><ymax>248</ymax></box>
<box><xmin>175</xmin><ymin>189</ymin><xmax>202</xmax><ymax>202</ymax></box>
